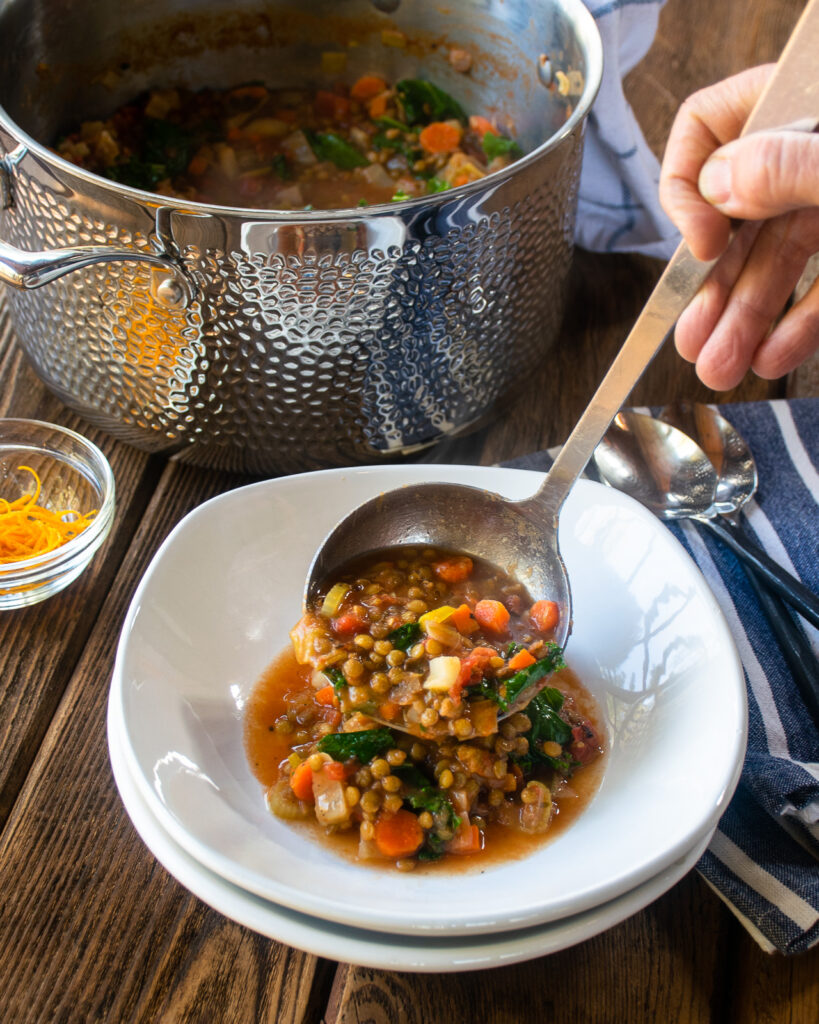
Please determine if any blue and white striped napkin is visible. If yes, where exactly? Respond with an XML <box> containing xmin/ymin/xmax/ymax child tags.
<box><xmin>579</xmin><ymin>0</ymin><xmax>680</xmax><ymax>258</ymax></box>
<box><xmin>505</xmin><ymin>398</ymin><xmax>819</xmax><ymax>954</ymax></box>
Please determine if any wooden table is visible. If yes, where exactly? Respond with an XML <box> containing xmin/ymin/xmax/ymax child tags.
<box><xmin>1</xmin><ymin>1</ymin><xmax>817</xmax><ymax>1020</ymax></box>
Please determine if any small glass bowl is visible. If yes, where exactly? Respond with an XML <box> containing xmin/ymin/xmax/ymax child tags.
<box><xmin>0</xmin><ymin>418</ymin><xmax>116</xmax><ymax>609</ymax></box>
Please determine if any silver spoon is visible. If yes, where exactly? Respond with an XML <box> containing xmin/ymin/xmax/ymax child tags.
<box><xmin>661</xmin><ymin>404</ymin><xmax>819</xmax><ymax>724</ymax></box>
<box><xmin>595</xmin><ymin>410</ymin><xmax>819</xmax><ymax>629</ymax></box>
<box><xmin>595</xmin><ymin>406</ymin><xmax>819</xmax><ymax>721</ymax></box>
<box><xmin>660</xmin><ymin>404</ymin><xmax>819</xmax><ymax>630</ymax></box>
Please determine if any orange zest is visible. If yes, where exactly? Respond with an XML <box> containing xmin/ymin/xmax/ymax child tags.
<box><xmin>0</xmin><ymin>466</ymin><xmax>96</xmax><ymax>564</ymax></box>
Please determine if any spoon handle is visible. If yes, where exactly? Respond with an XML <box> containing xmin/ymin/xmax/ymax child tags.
<box><xmin>701</xmin><ymin>517</ymin><xmax>819</xmax><ymax>630</ymax></box>
<box><xmin>741</xmin><ymin>560</ymin><xmax>819</xmax><ymax>726</ymax></box>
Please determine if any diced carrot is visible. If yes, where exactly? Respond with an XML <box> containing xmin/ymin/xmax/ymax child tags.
<box><xmin>446</xmin><ymin>823</ymin><xmax>482</xmax><ymax>855</ymax></box>
<box><xmin>508</xmin><ymin>648</ymin><xmax>536</xmax><ymax>671</ymax></box>
<box><xmin>374</xmin><ymin>809</ymin><xmax>424</xmax><ymax>858</ymax></box>
<box><xmin>289</xmin><ymin>761</ymin><xmax>314</xmax><ymax>802</ymax></box>
<box><xmin>452</xmin><ymin>172</ymin><xmax>472</xmax><ymax>187</ymax></box>
<box><xmin>469</xmin><ymin>114</ymin><xmax>497</xmax><ymax>136</ymax></box>
<box><xmin>419</xmin><ymin>120</ymin><xmax>463</xmax><ymax>154</ymax></box>
<box><xmin>368</xmin><ymin>93</ymin><xmax>389</xmax><ymax>118</ymax></box>
<box><xmin>432</xmin><ymin>555</ymin><xmax>473</xmax><ymax>583</ymax></box>
<box><xmin>379</xmin><ymin>700</ymin><xmax>399</xmax><ymax>721</ymax></box>
<box><xmin>332</xmin><ymin>610</ymin><xmax>369</xmax><ymax>634</ymax></box>
<box><xmin>474</xmin><ymin>599</ymin><xmax>510</xmax><ymax>635</ymax></box>
<box><xmin>324</xmin><ymin>760</ymin><xmax>348</xmax><ymax>781</ymax></box>
<box><xmin>530</xmin><ymin>600</ymin><xmax>560</xmax><ymax>632</ymax></box>
<box><xmin>449</xmin><ymin>603</ymin><xmax>478</xmax><ymax>634</ymax></box>
<box><xmin>351</xmin><ymin>74</ymin><xmax>388</xmax><ymax>101</ymax></box>
<box><xmin>314</xmin><ymin>90</ymin><xmax>350</xmax><ymax>121</ymax></box>
<box><xmin>314</xmin><ymin>685</ymin><xmax>338</xmax><ymax>707</ymax></box>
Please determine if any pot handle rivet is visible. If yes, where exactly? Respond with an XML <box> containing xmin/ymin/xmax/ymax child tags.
<box><xmin>154</xmin><ymin>275</ymin><xmax>189</xmax><ymax>310</ymax></box>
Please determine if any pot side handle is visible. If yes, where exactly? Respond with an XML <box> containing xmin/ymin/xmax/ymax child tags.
<box><xmin>0</xmin><ymin>240</ymin><xmax>194</xmax><ymax>310</ymax></box>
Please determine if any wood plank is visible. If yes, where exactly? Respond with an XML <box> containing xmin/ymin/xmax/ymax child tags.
<box><xmin>0</xmin><ymin>458</ymin><xmax>325</xmax><ymax>1024</ymax></box>
<box><xmin>0</xmin><ymin>308</ymin><xmax>163</xmax><ymax>830</ymax></box>
<box><xmin>325</xmin><ymin>872</ymin><xmax>731</xmax><ymax>1024</ymax></box>
<box><xmin>728</xmin><ymin>930</ymin><xmax>819</xmax><ymax>1024</ymax></box>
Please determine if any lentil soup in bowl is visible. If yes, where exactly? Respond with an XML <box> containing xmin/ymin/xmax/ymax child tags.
<box><xmin>110</xmin><ymin>463</ymin><xmax>746</xmax><ymax>936</ymax></box>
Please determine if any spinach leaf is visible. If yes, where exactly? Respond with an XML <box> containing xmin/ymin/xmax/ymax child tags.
<box><xmin>306</xmin><ymin>131</ymin><xmax>368</xmax><ymax>169</ymax></box>
<box><xmin>317</xmin><ymin>728</ymin><xmax>393</xmax><ymax>762</ymax></box>
<box><xmin>407</xmin><ymin>789</ymin><xmax>461</xmax><ymax>831</ymax></box>
<box><xmin>391</xmin><ymin>189</ymin><xmax>411</xmax><ymax>202</ymax></box>
<box><xmin>513</xmin><ymin>685</ymin><xmax>577</xmax><ymax>775</ymax></box>
<box><xmin>505</xmin><ymin>641</ymin><xmax>525</xmax><ymax>658</ymax></box>
<box><xmin>396</xmin><ymin>79</ymin><xmax>467</xmax><ymax>126</ymax></box>
<box><xmin>500</xmin><ymin>643</ymin><xmax>565</xmax><ymax>710</ymax></box>
<box><xmin>391</xmin><ymin>763</ymin><xmax>435</xmax><ymax>789</ymax></box>
<box><xmin>322</xmin><ymin>666</ymin><xmax>347</xmax><ymax>694</ymax></box>
<box><xmin>465</xmin><ymin>677</ymin><xmax>501</xmax><ymax>704</ymax></box>
<box><xmin>417</xmin><ymin>833</ymin><xmax>447</xmax><ymax>861</ymax></box>
<box><xmin>375</xmin><ymin>115</ymin><xmax>407</xmax><ymax>131</ymax></box>
<box><xmin>108</xmin><ymin>158</ymin><xmax>168</xmax><ymax>191</ymax></box>
<box><xmin>426</xmin><ymin>177</ymin><xmax>449</xmax><ymax>193</ymax></box>
<box><xmin>482</xmin><ymin>132</ymin><xmax>523</xmax><ymax>161</ymax></box>
<box><xmin>142</xmin><ymin>118</ymin><xmax>194</xmax><ymax>177</ymax></box>
<box><xmin>271</xmin><ymin>153</ymin><xmax>291</xmax><ymax>180</ymax></box>
<box><xmin>386</xmin><ymin>622</ymin><xmax>422</xmax><ymax>650</ymax></box>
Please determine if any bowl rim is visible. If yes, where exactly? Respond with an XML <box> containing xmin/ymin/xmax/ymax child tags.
<box><xmin>0</xmin><ymin>417</ymin><xmax>116</xmax><ymax>578</ymax></box>
<box><xmin>110</xmin><ymin>463</ymin><xmax>748</xmax><ymax>937</ymax></box>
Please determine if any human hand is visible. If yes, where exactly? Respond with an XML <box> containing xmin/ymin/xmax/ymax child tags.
<box><xmin>659</xmin><ymin>65</ymin><xmax>819</xmax><ymax>390</ymax></box>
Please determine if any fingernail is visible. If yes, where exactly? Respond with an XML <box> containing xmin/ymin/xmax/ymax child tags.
<box><xmin>699</xmin><ymin>157</ymin><xmax>732</xmax><ymax>206</ymax></box>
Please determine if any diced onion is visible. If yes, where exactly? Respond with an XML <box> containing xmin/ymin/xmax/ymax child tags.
<box><xmin>423</xmin><ymin>656</ymin><xmax>461</xmax><ymax>692</ymax></box>
<box><xmin>312</xmin><ymin>770</ymin><xmax>350</xmax><ymax>826</ymax></box>
<box><xmin>423</xmin><ymin>618</ymin><xmax>461</xmax><ymax>647</ymax></box>
<box><xmin>320</xmin><ymin>582</ymin><xmax>350</xmax><ymax>617</ymax></box>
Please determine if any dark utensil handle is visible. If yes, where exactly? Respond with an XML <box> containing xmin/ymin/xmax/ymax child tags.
<box><xmin>702</xmin><ymin>516</ymin><xmax>819</xmax><ymax>630</ymax></box>
<box><xmin>742</xmin><ymin>562</ymin><xmax>819</xmax><ymax>726</ymax></box>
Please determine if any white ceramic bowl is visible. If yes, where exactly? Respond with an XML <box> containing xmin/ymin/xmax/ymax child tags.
<box><xmin>107</xmin><ymin>690</ymin><xmax>715</xmax><ymax>972</ymax></box>
<box><xmin>110</xmin><ymin>464</ymin><xmax>746</xmax><ymax>937</ymax></box>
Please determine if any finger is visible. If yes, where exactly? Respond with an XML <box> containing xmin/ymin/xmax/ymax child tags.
<box><xmin>699</xmin><ymin>131</ymin><xmax>819</xmax><ymax>219</ymax></box>
<box><xmin>751</xmin><ymin>273</ymin><xmax>819</xmax><ymax>379</ymax></box>
<box><xmin>674</xmin><ymin>220</ymin><xmax>761</xmax><ymax>363</ymax></box>
<box><xmin>693</xmin><ymin>209</ymin><xmax>819</xmax><ymax>389</ymax></box>
<box><xmin>659</xmin><ymin>65</ymin><xmax>774</xmax><ymax>260</ymax></box>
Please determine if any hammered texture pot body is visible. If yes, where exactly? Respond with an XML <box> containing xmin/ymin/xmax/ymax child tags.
<box><xmin>0</xmin><ymin>0</ymin><xmax>600</xmax><ymax>473</ymax></box>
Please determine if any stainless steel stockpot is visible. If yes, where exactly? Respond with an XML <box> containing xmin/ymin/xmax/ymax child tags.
<box><xmin>0</xmin><ymin>0</ymin><xmax>601</xmax><ymax>473</ymax></box>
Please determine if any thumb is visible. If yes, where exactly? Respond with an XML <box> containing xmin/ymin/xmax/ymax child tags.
<box><xmin>698</xmin><ymin>130</ymin><xmax>819</xmax><ymax>219</ymax></box>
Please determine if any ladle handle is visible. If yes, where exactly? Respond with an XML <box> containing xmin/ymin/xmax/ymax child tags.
<box><xmin>702</xmin><ymin>517</ymin><xmax>819</xmax><ymax>630</ymax></box>
<box><xmin>531</xmin><ymin>244</ymin><xmax>713</xmax><ymax>516</ymax></box>
<box><xmin>526</xmin><ymin>0</ymin><xmax>819</xmax><ymax>518</ymax></box>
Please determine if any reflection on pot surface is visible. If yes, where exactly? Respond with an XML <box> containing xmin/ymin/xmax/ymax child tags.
<box><xmin>0</xmin><ymin>0</ymin><xmax>602</xmax><ymax>473</ymax></box>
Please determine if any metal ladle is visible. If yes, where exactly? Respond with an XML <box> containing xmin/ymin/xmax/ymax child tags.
<box><xmin>306</xmin><ymin>242</ymin><xmax>715</xmax><ymax>723</ymax></box>
<box><xmin>304</xmin><ymin>7</ymin><xmax>819</xmax><ymax>723</ymax></box>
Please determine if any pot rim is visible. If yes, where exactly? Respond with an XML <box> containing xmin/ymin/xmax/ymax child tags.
<box><xmin>0</xmin><ymin>0</ymin><xmax>602</xmax><ymax>223</ymax></box>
